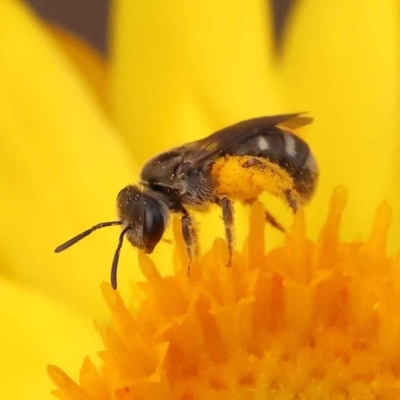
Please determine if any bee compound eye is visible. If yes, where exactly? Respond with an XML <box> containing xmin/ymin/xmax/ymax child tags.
<box><xmin>143</xmin><ymin>205</ymin><xmax>165</xmax><ymax>252</ymax></box>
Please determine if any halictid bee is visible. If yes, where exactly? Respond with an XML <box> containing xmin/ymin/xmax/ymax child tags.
<box><xmin>55</xmin><ymin>113</ymin><xmax>318</xmax><ymax>289</ymax></box>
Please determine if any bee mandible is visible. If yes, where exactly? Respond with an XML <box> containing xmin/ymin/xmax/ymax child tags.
<box><xmin>55</xmin><ymin>113</ymin><xmax>318</xmax><ymax>289</ymax></box>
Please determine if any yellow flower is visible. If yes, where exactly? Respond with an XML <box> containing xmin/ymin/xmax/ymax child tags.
<box><xmin>0</xmin><ymin>0</ymin><xmax>398</xmax><ymax>398</ymax></box>
<box><xmin>49</xmin><ymin>191</ymin><xmax>400</xmax><ymax>398</ymax></box>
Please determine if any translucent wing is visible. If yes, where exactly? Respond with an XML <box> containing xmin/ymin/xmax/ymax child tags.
<box><xmin>277</xmin><ymin>115</ymin><xmax>313</xmax><ymax>129</ymax></box>
<box><xmin>180</xmin><ymin>113</ymin><xmax>312</xmax><ymax>172</ymax></box>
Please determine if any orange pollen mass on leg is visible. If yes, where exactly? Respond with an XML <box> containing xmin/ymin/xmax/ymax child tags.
<box><xmin>211</xmin><ymin>155</ymin><xmax>300</xmax><ymax>204</ymax></box>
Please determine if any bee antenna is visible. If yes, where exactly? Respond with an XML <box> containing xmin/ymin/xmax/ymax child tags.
<box><xmin>54</xmin><ymin>221</ymin><xmax>124</xmax><ymax>253</ymax></box>
<box><xmin>111</xmin><ymin>226</ymin><xmax>130</xmax><ymax>290</ymax></box>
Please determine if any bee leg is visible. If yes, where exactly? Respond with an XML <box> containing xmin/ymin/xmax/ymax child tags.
<box><xmin>242</xmin><ymin>157</ymin><xmax>266</xmax><ymax>170</ymax></box>
<box><xmin>244</xmin><ymin>198</ymin><xmax>286</xmax><ymax>233</ymax></box>
<box><xmin>265</xmin><ymin>209</ymin><xmax>286</xmax><ymax>232</ymax></box>
<box><xmin>217</xmin><ymin>197</ymin><xmax>235</xmax><ymax>267</ymax></box>
<box><xmin>284</xmin><ymin>190</ymin><xmax>298</xmax><ymax>213</ymax></box>
<box><xmin>181</xmin><ymin>211</ymin><xmax>197</xmax><ymax>276</ymax></box>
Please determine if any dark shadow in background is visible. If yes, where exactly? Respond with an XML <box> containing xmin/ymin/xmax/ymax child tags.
<box><xmin>28</xmin><ymin>0</ymin><xmax>109</xmax><ymax>54</ymax></box>
<box><xmin>27</xmin><ymin>0</ymin><xmax>292</xmax><ymax>55</ymax></box>
<box><xmin>271</xmin><ymin>0</ymin><xmax>294</xmax><ymax>51</ymax></box>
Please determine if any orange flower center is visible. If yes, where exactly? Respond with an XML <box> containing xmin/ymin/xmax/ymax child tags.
<box><xmin>49</xmin><ymin>187</ymin><xmax>400</xmax><ymax>399</ymax></box>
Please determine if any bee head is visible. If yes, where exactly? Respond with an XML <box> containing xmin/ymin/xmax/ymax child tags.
<box><xmin>54</xmin><ymin>185</ymin><xmax>167</xmax><ymax>290</ymax></box>
<box><xmin>117</xmin><ymin>185</ymin><xmax>166</xmax><ymax>254</ymax></box>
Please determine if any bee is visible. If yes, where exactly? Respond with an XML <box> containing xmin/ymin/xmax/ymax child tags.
<box><xmin>55</xmin><ymin>113</ymin><xmax>318</xmax><ymax>289</ymax></box>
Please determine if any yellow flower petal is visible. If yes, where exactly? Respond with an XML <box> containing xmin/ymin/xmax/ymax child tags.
<box><xmin>0</xmin><ymin>279</ymin><xmax>100</xmax><ymax>400</ymax></box>
<box><xmin>110</xmin><ymin>0</ymin><xmax>283</xmax><ymax>165</ymax></box>
<box><xmin>48</xmin><ymin>24</ymin><xmax>108</xmax><ymax>111</ymax></box>
<box><xmin>281</xmin><ymin>0</ymin><xmax>400</xmax><ymax>252</ymax></box>
<box><xmin>0</xmin><ymin>0</ymin><xmax>136</xmax><ymax>313</ymax></box>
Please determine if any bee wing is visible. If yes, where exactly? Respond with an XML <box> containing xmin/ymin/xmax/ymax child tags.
<box><xmin>277</xmin><ymin>115</ymin><xmax>313</xmax><ymax>129</ymax></box>
<box><xmin>180</xmin><ymin>113</ymin><xmax>312</xmax><ymax>171</ymax></box>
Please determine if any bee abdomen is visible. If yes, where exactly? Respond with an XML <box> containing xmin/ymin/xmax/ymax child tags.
<box><xmin>214</xmin><ymin>127</ymin><xmax>318</xmax><ymax>206</ymax></box>
<box><xmin>224</xmin><ymin>127</ymin><xmax>307</xmax><ymax>168</ymax></box>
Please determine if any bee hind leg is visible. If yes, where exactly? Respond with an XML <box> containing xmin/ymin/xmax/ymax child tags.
<box><xmin>244</xmin><ymin>198</ymin><xmax>286</xmax><ymax>233</ymax></box>
<box><xmin>180</xmin><ymin>210</ymin><xmax>197</xmax><ymax>276</ymax></box>
<box><xmin>284</xmin><ymin>190</ymin><xmax>298</xmax><ymax>213</ymax></box>
<box><xmin>265</xmin><ymin>209</ymin><xmax>286</xmax><ymax>232</ymax></box>
<box><xmin>242</xmin><ymin>157</ymin><xmax>266</xmax><ymax>170</ymax></box>
<box><xmin>217</xmin><ymin>197</ymin><xmax>235</xmax><ymax>267</ymax></box>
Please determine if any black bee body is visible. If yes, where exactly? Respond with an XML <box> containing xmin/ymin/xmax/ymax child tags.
<box><xmin>140</xmin><ymin>115</ymin><xmax>317</xmax><ymax>213</ymax></box>
<box><xmin>56</xmin><ymin>113</ymin><xmax>318</xmax><ymax>289</ymax></box>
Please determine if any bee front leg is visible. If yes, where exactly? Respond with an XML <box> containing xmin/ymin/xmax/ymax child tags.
<box><xmin>181</xmin><ymin>211</ymin><xmax>197</xmax><ymax>276</ymax></box>
<box><xmin>217</xmin><ymin>197</ymin><xmax>235</xmax><ymax>267</ymax></box>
